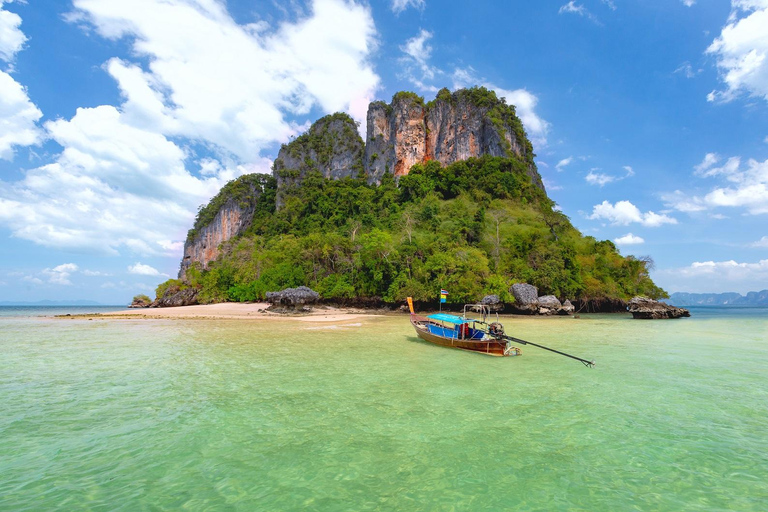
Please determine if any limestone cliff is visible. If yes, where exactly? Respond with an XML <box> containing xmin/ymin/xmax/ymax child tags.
<box><xmin>364</xmin><ymin>88</ymin><xmax>543</xmax><ymax>191</ymax></box>
<box><xmin>273</xmin><ymin>113</ymin><xmax>364</xmax><ymax>194</ymax></box>
<box><xmin>179</xmin><ymin>174</ymin><xmax>273</xmax><ymax>279</ymax></box>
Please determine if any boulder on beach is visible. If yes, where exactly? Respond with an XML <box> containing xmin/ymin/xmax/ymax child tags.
<box><xmin>480</xmin><ymin>294</ymin><xmax>503</xmax><ymax>312</ymax></box>
<box><xmin>266</xmin><ymin>286</ymin><xmax>321</xmax><ymax>308</ymax></box>
<box><xmin>561</xmin><ymin>299</ymin><xmax>575</xmax><ymax>314</ymax></box>
<box><xmin>129</xmin><ymin>294</ymin><xmax>152</xmax><ymax>308</ymax></box>
<box><xmin>510</xmin><ymin>283</ymin><xmax>539</xmax><ymax>313</ymax></box>
<box><xmin>628</xmin><ymin>296</ymin><xmax>691</xmax><ymax>319</ymax></box>
<box><xmin>537</xmin><ymin>295</ymin><xmax>561</xmax><ymax>315</ymax></box>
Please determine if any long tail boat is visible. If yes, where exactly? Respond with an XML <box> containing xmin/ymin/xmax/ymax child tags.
<box><xmin>407</xmin><ymin>297</ymin><xmax>521</xmax><ymax>357</ymax></box>
<box><xmin>406</xmin><ymin>297</ymin><xmax>596</xmax><ymax>366</ymax></box>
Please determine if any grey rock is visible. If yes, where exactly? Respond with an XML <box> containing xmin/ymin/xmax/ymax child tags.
<box><xmin>480</xmin><ymin>294</ymin><xmax>503</xmax><ymax>312</ymax></box>
<box><xmin>538</xmin><ymin>295</ymin><xmax>562</xmax><ymax>309</ymax></box>
<box><xmin>153</xmin><ymin>287</ymin><xmax>199</xmax><ymax>308</ymax></box>
<box><xmin>511</xmin><ymin>283</ymin><xmax>539</xmax><ymax>313</ymax></box>
<box><xmin>561</xmin><ymin>299</ymin><xmax>575</xmax><ymax>314</ymax></box>
<box><xmin>628</xmin><ymin>296</ymin><xmax>691</xmax><ymax>319</ymax></box>
<box><xmin>266</xmin><ymin>286</ymin><xmax>321</xmax><ymax>307</ymax></box>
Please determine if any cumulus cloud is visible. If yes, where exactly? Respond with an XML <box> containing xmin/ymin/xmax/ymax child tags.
<box><xmin>69</xmin><ymin>0</ymin><xmax>379</xmax><ymax>159</ymax></box>
<box><xmin>0</xmin><ymin>0</ymin><xmax>25</xmax><ymax>62</ymax></box>
<box><xmin>391</xmin><ymin>0</ymin><xmax>425</xmax><ymax>14</ymax></box>
<box><xmin>585</xmin><ymin>170</ymin><xmax>615</xmax><ymax>186</ymax></box>
<box><xmin>128</xmin><ymin>262</ymin><xmax>167</xmax><ymax>277</ymax></box>
<box><xmin>706</xmin><ymin>1</ymin><xmax>768</xmax><ymax>103</ymax></box>
<box><xmin>0</xmin><ymin>0</ymin><xmax>379</xmax><ymax>255</ymax></box>
<box><xmin>0</xmin><ymin>71</ymin><xmax>43</xmax><ymax>160</ymax></box>
<box><xmin>589</xmin><ymin>200</ymin><xmax>678</xmax><ymax>227</ymax></box>
<box><xmin>751</xmin><ymin>235</ymin><xmax>768</xmax><ymax>247</ymax></box>
<box><xmin>42</xmin><ymin>263</ymin><xmax>79</xmax><ymax>285</ymax></box>
<box><xmin>0</xmin><ymin>2</ymin><xmax>43</xmax><ymax>160</ymax></box>
<box><xmin>614</xmin><ymin>233</ymin><xmax>645</xmax><ymax>245</ymax></box>
<box><xmin>659</xmin><ymin>258</ymin><xmax>768</xmax><ymax>294</ymax></box>
<box><xmin>664</xmin><ymin>155</ymin><xmax>768</xmax><ymax>215</ymax></box>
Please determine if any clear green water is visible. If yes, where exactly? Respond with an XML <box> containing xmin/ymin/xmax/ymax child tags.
<box><xmin>1</xmin><ymin>308</ymin><xmax>766</xmax><ymax>511</ymax></box>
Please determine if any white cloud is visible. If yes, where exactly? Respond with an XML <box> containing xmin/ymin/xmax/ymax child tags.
<box><xmin>0</xmin><ymin>0</ymin><xmax>379</xmax><ymax>255</ymax></box>
<box><xmin>659</xmin><ymin>258</ymin><xmax>768</xmax><ymax>294</ymax></box>
<box><xmin>623</xmin><ymin>165</ymin><xmax>635</xmax><ymax>176</ymax></box>
<box><xmin>682</xmin><ymin>0</ymin><xmax>696</xmax><ymax>6</ymax></box>
<box><xmin>706</xmin><ymin>1</ymin><xmax>768</xmax><ymax>103</ymax></box>
<box><xmin>82</xmin><ymin>269</ymin><xmax>111</xmax><ymax>276</ymax></box>
<box><xmin>493</xmin><ymin>87</ymin><xmax>549</xmax><ymax>148</ymax></box>
<box><xmin>0</xmin><ymin>70</ymin><xmax>43</xmax><ymax>160</ymax></box>
<box><xmin>70</xmin><ymin>0</ymin><xmax>379</xmax><ymax>160</ymax></box>
<box><xmin>558</xmin><ymin>2</ymin><xmax>600</xmax><ymax>24</ymax></box>
<box><xmin>391</xmin><ymin>0</ymin><xmax>425</xmax><ymax>14</ymax></box>
<box><xmin>0</xmin><ymin>4</ymin><xmax>43</xmax><ymax>161</ymax></box>
<box><xmin>601</xmin><ymin>0</ymin><xmax>616</xmax><ymax>10</ymax></box>
<box><xmin>589</xmin><ymin>200</ymin><xmax>678</xmax><ymax>227</ymax></box>
<box><xmin>0</xmin><ymin>0</ymin><xmax>26</xmax><ymax>62</ymax></box>
<box><xmin>42</xmin><ymin>263</ymin><xmax>79</xmax><ymax>285</ymax></box>
<box><xmin>615</xmin><ymin>233</ymin><xmax>645</xmax><ymax>245</ymax></box>
<box><xmin>751</xmin><ymin>235</ymin><xmax>768</xmax><ymax>247</ymax></box>
<box><xmin>556</xmin><ymin>156</ymin><xmax>573</xmax><ymax>171</ymax></box>
<box><xmin>694</xmin><ymin>152</ymin><xmax>720</xmax><ymax>174</ymax></box>
<box><xmin>399</xmin><ymin>29</ymin><xmax>439</xmax><ymax>93</ymax></box>
<box><xmin>585</xmin><ymin>170</ymin><xmax>615</xmax><ymax>186</ymax></box>
<box><xmin>128</xmin><ymin>262</ymin><xmax>167</xmax><ymax>277</ymax></box>
<box><xmin>664</xmin><ymin>156</ymin><xmax>768</xmax><ymax>215</ymax></box>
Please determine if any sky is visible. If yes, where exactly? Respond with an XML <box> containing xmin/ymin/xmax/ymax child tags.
<box><xmin>1</xmin><ymin>0</ymin><xmax>767</xmax><ymax>303</ymax></box>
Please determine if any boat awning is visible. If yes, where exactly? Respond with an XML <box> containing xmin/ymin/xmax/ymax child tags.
<box><xmin>427</xmin><ymin>313</ymin><xmax>468</xmax><ymax>324</ymax></box>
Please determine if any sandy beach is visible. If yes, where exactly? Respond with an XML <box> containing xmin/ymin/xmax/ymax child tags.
<box><xmin>65</xmin><ymin>302</ymin><xmax>385</xmax><ymax>322</ymax></box>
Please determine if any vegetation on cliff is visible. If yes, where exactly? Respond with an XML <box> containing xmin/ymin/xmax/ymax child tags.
<box><xmin>161</xmin><ymin>156</ymin><xmax>666</xmax><ymax>305</ymax></box>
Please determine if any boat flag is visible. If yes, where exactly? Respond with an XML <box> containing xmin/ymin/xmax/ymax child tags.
<box><xmin>440</xmin><ymin>289</ymin><xmax>448</xmax><ymax>303</ymax></box>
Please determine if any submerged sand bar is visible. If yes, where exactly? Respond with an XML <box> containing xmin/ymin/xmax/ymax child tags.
<box><xmin>66</xmin><ymin>302</ymin><xmax>383</xmax><ymax>322</ymax></box>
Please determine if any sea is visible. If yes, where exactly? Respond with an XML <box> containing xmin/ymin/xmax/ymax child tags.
<box><xmin>1</xmin><ymin>306</ymin><xmax>766</xmax><ymax>511</ymax></box>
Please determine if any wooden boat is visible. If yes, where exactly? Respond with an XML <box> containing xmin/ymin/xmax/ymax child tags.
<box><xmin>407</xmin><ymin>298</ymin><xmax>521</xmax><ymax>357</ymax></box>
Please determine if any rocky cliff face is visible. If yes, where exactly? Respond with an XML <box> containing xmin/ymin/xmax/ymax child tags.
<box><xmin>179</xmin><ymin>174</ymin><xmax>270</xmax><ymax>279</ymax></box>
<box><xmin>180</xmin><ymin>88</ymin><xmax>545</xmax><ymax>278</ymax></box>
<box><xmin>273</xmin><ymin>113</ymin><xmax>364</xmax><ymax>191</ymax></box>
<box><xmin>363</xmin><ymin>88</ymin><xmax>544</xmax><ymax>191</ymax></box>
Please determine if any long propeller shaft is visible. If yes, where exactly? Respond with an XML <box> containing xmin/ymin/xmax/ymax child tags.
<box><xmin>503</xmin><ymin>334</ymin><xmax>595</xmax><ymax>368</ymax></box>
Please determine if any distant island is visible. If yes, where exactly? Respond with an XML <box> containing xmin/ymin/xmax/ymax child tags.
<box><xmin>151</xmin><ymin>87</ymin><xmax>667</xmax><ymax>313</ymax></box>
<box><xmin>668</xmin><ymin>290</ymin><xmax>768</xmax><ymax>307</ymax></box>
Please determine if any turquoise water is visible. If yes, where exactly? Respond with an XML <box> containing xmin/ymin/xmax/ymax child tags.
<box><xmin>1</xmin><ymin>308</ymin><xmax>766</xmax><ymax>510</ymax></box>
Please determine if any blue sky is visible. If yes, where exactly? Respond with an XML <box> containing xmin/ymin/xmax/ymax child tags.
<box><xmin>1</xmin><ymin>0</ymin><xmax>767</xmax><ymax>303</ymax></box>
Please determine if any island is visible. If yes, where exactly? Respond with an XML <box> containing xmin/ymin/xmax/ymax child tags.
<box><xmin>149</xmin><ymin>87</ymin><xmax>668</xmax><ymax>314</ymax></box>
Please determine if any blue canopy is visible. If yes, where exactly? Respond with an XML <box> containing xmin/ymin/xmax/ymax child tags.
<box><xmin>427</xmin><ymin>313</ymin><xmax>469</xmax><ymax>324</ymax></box>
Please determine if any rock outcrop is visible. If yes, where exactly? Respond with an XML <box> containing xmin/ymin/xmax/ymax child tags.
<box><xmin>628</xmin><ymin>296</ymin><xmax>691</xmax><ymax>319</ymax></box>
<box><xmin>266</xmin><ymin>286</ymin><xmax>321</xmax><ymax>312</ymax></box>
<box><xmin>179</xmin><ymin>174</ymin><xmax>270</xmax><ymax>279</ymax></box>
<box><xmin>480</xmin><ymin>294</ymin><xmax>503</xmax><ymax>312</ymax></box>
<box><xmin>273</xmin><ymin>113</ymin><xmax>364</xmax><ymax>197</ymax></box>
<box><xmin>152</xmin><ymin>286</ymin><xmax>199</xmax><ymax>308</ymax></box>
<box><xmin>364</xmin><ymin>89</ymin><xmax>544</xmax><ymax>190</ymax></box>
<box><xmin>510</xmin><ymin>283</ymin><xmax>539</xmax><ymax>313</ymax></box>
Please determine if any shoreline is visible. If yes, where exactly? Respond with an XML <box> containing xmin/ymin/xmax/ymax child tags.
<box><xmin>56</xmin><ymin>302</ymin><xmax>386</xmax><ymax>322</ymax></box>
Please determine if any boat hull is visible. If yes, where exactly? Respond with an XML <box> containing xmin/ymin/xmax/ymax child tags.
<box><xmin>410</xmin><ymin>315</ymin><xmax>520</xmax><ymax>357</ymax></box>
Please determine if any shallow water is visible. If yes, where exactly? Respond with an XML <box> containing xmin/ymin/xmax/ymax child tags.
<box><xmin>1</xmin><ymin>308</ymin><xmax>766</xmax><ymax>510</ymax></box>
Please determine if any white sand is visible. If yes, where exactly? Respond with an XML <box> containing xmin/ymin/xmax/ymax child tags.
<box><xmin>78</xmin><ymin>302</ymin><xmax>383</xmax><ymax>322</ymax></box>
